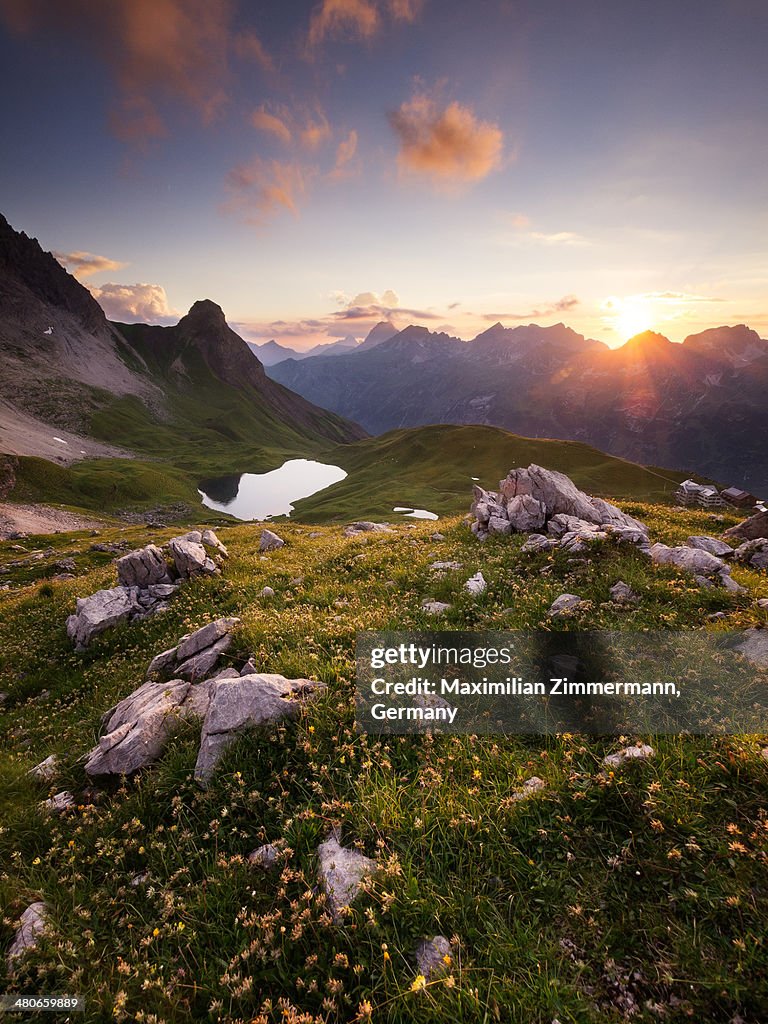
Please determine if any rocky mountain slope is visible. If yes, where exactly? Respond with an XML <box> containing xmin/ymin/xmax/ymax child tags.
<box><xmin>269</xmin><ymin>321</ymin><xmax>768</xmax><ymax>493</ymax></box>
<box><xmin>0</xmin><ymin>212</ymin><xmax>364</xmax><ymax>471</ymax></box>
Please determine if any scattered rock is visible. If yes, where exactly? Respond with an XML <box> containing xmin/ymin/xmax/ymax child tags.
<box><xmin>146</xmin><ymin>618</ymin><xmax>240</xmax><ymax>681</ymax></box>
<box><xmin>707</xmin><ymin>612</ymin><xmax>728</xmax><ymax>621</ymax></box>
<box><xmin>195</xmin><ymin>673</ymin><xmax>326</xmax><ymax>783</ymax></box>
<box><xmin>66</xmin><ymin>586</ymin><xmax>143</xmax><ymax>650</ymax></box>
<box><xmin>650</xmin><ymin>543</ymin><xmax>737</xmax><ymax>588</ymax></box>
<box><xmin>308</xmin><ymin>531</ymin><xmax>322</xmax><ymax>538</ymax></box>
<box><xmin>116</xmin><ymin>544</ymin><xmax>173</xmax><ymax>588</ymax></box>
<box><xmin>609</xmin><ymin>581</ymin><xmax>639</xmax><ymax>605</ymax></box>
<box><xmin>548</xmin><ymin>593</ymin><xmax>584</xmax><ymax>618</ymax></box>
<box><xmin>506</xmin><ymin>493</ymin><xmax>547</xmax><ymax>531</ymax></box>
<box><xmin>694</xmin><ymin>574</ymin><xmax>715</xmax><ymax>589</ymax></box>
<box><xmin>29</xmin><ymin>754</ymin><xmax>58</xmax><ymax>781</ymax></box>
<box><xmin>430</xmin><ymin>532</ymin><xmax>445</xmax><ymax>541</ymax></box>
<box><xmin>422</xmin><ymin>600</ymin><xmax>452</xmax><ymax>616</ymax></box>
<box><xmin>733</xmin><ymin>539</ymin><xmax>768</xmax><ymax>570</ymax></box>
<box><xmin>168</xmin><ymin>536</ymin><xmax>219</xmax><ymax>578</ymax></box>
<box><xmin>734</xmin><ymin>629</ymin><xmax>768</xmax><ymax>668</ymax></box>
<box><xmin>260</xmin><ymin>586</ymin><xmax>276</xmax><ymax>598</ymax></box>
<box><xmin>487</xmin><ymin>515</ymin><xmax>513</xmax><ymax>536</ymax></box>
<box><xmin>721</xmin><ymin>574</ymin><xmax>748</xmax><ymax>595</ymax></box>
<box><xmin>130</xmin><ymin>872</ymin><xmax>149</xmax><ymax>887</ymax></box>
<box><xmin>41</xmin><ymin>790</ymin><xmax>75</xmax><ymax>814</ymax></box>
<box><xmin>7</xmin><ymin>902</ymin><xmax>47</xmax><ymax>964</ymax></box>
<box><xmin>603</xmin><ymin>744</ymin><xmax>655</xmax><ymax>768</ymax></box>
<box><xmin>201</xmin><ymin>528</ymin><xmax>228</xmax><ymax>557</ymax></box>
<box><xmin>343</xmin><ymin>522</ymin><xmax>392</xmax><ymax>537</ymax></box>
<box><xmin>430</xmin><ymin>560</ymin><xmax>462</xmax><ymax>572</ymax></box>
<box><xmin>725</xmin><ymin>510</ymin><xmax>768</xmax><ymax>542</ymax></box>
<box><xmin>509</xmin><ymin>776</ymin><xmax>546</xmax><ymax>801</ymax></box>
<box><xmin>415</xmin><ymin>935</ymin><xmax>452</xmax><ymax>980</ymax></box>
<box><xmin>687</xmin><ymin>536</ymin><xmax>734</xmax><ymax>558</ymax></box>
<box><xmin>758</xmin><ymin>598</ymin><xmax>768</xmax><ymax>609</ymax></box>
<box><xmin>260</xmin><ymin>529</ymin><xmax>285</xmax><ymax>551</ymax></box>
<box><xmin>521</xmin><ymin>533</ymin><xmax>556</xmax><ymax>554</ymax></box>
<box><xmin>464</xmin><ymin>571</ymin><xmax>487</xmax><ymax>596</ymax></box>
<box><xmin>316</xmin><ymin>830</ymin><xmax>377</xmax><ymax>921</ymax></box>
<box><xmin>248</xmin><ymin>843</ymin><xmax>282</xmax><ymax>870</ymax></box>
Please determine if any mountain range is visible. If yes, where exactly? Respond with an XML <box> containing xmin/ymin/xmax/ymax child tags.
<box><xmin>269</xmin><ymin>319</ymin><xmax>768</xmax><ymax>493</ymax></box>
<box><xmin>0</xmin><ymin>212</ymin><xmax>364</xmax><ymax>478</ymax></box>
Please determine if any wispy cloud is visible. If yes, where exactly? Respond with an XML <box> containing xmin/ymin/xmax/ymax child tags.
<box><xmin>232</xmin><ymin>30</ymin><xmax>275</xmax><ymax>73</ymax></box>
<box><xmin>224</xmin><ymin>157</ymin><xmax>314</xmax><ymax>226</ymax></box>
<box><xmin>90</xmin><ymin>282</ymin><xmax>178</xmax><ymax>323</ymax></box>
<box><xmin>251</xmin><ymin>105</ymin><xmax>293</xmax><ymax>144</ymax></box>
<box><xmin>0</xmin><ymin>0</ymin><xmax>240</xmax><ymax>143</ymax></box>
<box><xmin>250</xmin><ymin>102</ymin><xmax>332</xmax><ymax>150</ymax></box>
<box><xmin>481</xmin><ymin>295</ymin><xmax>580</xmax><ymax>321</ymax></box>
<box><xmin>329</xmin><ymin>129</ymin><xmax>360</xmax><ymax>179</ymax></box>
<box><xmin>53</xmin><ymin>250</ymin><xmax>128</xmax><ymax>280</ymax></box>
<box><xmin>389</xmin><ymin>90</ymin><xmax>503</xmax><ymax>186</ymax></box>
<box><xmin>306</xmin><ymin>0</ymin><xmax>425</xmax><ymax>49</ymax></box>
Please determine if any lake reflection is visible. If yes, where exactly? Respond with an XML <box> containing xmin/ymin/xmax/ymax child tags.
<box><xmin>199</xmin><ymin>459</ymin><xmax>347</xmax><ymax>520</ymax></box>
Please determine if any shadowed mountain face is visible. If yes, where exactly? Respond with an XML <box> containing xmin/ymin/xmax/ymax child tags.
<box><xmin>0</xmin><ymin>212</ymin><xmax>365</xmax><ymax>465</ymax></box>
<box><xmin>269</xmin><ymin>322</ymin><xmax>768</xmax><ymax>493</ymax></box>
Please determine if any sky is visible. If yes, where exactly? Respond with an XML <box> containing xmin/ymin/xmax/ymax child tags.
<box><xmin>1</xmin><ymin>0</ymin><xmax>768</xmax><ymax>350</ymax></box>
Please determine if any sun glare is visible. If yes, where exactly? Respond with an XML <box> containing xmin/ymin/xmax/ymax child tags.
<box><xmin>603</xmin><ymin>297</ymin><xmax>656</xmax><ymax>341</ymax></box>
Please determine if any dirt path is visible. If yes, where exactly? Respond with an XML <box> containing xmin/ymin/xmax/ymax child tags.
<box><xmin>0</xmin><ymin>502</ymin><xmax>104</xmax><ymax>538</ymax></box>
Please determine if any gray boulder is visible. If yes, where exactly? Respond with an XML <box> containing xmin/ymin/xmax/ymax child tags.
<box><xmin>85</xmin><ymin>678</ymin><xmax>214</xmax><ymax>776</ymax></box>
<box><xmin>509</xmin><ymin>776</ymin><xmax>546</xmax><ymax>802</ymax></box>
<box><xmin>725</xmin><ymin>510</ymin><xmax>768</xmax><ymax>542</ymax></box>
<box><xmin>7</xmin><ymin>902</ymin><xmax>47</xmax><ymax>964</ymax></box>
<box><xmin>248</xmin><ymin>843</ymin><xmax>282</xmax><ymax>870</ymax></box>
<box><xmin>41</xmin><ymin>791</ymin><xmax>75</xmax><ymax>814</ymax></box>
<box><xmin>260</xmin><ymin>529</ymin><xmax>285</xmax><ymax>551</ymax></box>
<box><xmin>177</xmin><ymin>635</ymin><xmax>235</xmax><ymax>681</ymax></box>
<box><xmin>146</xmin><ymin>618</ymin><xmax>240</xmax><ymax>680</ymax></box>
<box><xmin>194</xmin><ymin>673</ymin><xmax>325</xmax><ymax>783</ymax></box>
<box><xmin>610</xmin><ymin>581</ymin><xmax>640</xmax><ymax>605</ymax></box>
<box><xmin>168</xmin><ymin>536</ymin><xmax>219</xmax><ymax>578</ymax></box>
<box><xmin>415</xmin><ymin>935</ymin><xmax>452</xmax><ymax>980</ymax></box>
<box><xmin>734</xmin><ymin>539</ymin><xmax>768</xmax><ymax>570</ymax></box>
<box><xmin>521</xmin><ymin>533</ymin><xmax>556</xmax><ymax>553</ymax></box>
<box><xmin>649</xmin><ymin>543</ymin><xmax>730</xmax><ymax>579</ymax></box>
<box><xmin>603</xmin><ymin>743</ymin><xmax>655</xmax><ymax>768</ymax></box>
<box><xmin>734</xmin><ymin>629</ymin><xmax>768</xmax><ymax>668</ymax></box>
<box><xmin>422</xmin><ymin>600</ymin><xmax>452</xmax><ymax>616</ymax></box>
<box><xmin>66</xmin><ymin>586</ymin><xmax>141</xmax><ymax>649</ymax></box>
<box><xmin>29</xmin><ymin>754</ymin><xmax>58</xmax><ymax>781</ymax></box>
<box><xmin>687</xmin><ymin>536</ymin><xmax>734</xmax><ymax>558</ymax></box>
<box><xmin>202</xmin><ymin>528</ymin><xmax>228</xmax><ymax>557</ymax></box>
<box><xmin>343</xmin><ymin>522</ymin><xmax>392</xmax><ymax>537</ymax></box>
<box><xmin>487</xmin><ymin>515</ymin><xmax>512</xmax><ymax>536</ymax></box>
<box><xmin>316</xmin><ymin>830</ymin><xmax>377</xmax><ymax>921</ymax></box>
<box><xmin>464</xmin><ymin>571</ymin><xmax>487</xmax><ymax>595</ymax></box>
<box><xmin>116</xmin><ymin>544</ymin><xmax>172</xmax><ymax>588</ymax></box>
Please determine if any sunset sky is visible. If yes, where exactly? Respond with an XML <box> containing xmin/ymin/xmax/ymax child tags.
<box><xmin>1</xmin><ymin>0</ymin><xmax>767</xmax><ymax>349</ymax></box>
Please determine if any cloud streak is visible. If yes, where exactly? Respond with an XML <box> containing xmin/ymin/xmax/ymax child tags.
<box><xmin>54</xmin><ymin>250</ymin><xmax>128</xmax><ymax>279</ymax></box>
<box><xmin>224</xmin><ymin>158</ymin><xmax>314</xmax><ymax>226</ymax></box>
<box><xmin>306</xmin><ymin>0</ymin><xmax>425</xmax><ymax>48</ymax></box>
<box><xmin>481</xmin><ymin>295</ymin><xmax>581</xmax><ymax>321</ymax></box>
<box><xmin>389</xmin><ymin>91</ymin><xmax>503</xmax><ymax>185</ymax></box>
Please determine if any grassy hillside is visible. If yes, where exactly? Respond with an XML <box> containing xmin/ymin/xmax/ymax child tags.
<box><xmin>6</xmin><ymin>424</ymin><xmax>705</xmax><ymax>522</ymax></box>
<box><xmin>1</xmin><ymin>502</ymin><xmax>767</xmax><ymax>1022</ymax></box>
<box><xmin>291</xmin><ymin>425</ymin><xmax>704</xmax><ymax>522</ymax></box>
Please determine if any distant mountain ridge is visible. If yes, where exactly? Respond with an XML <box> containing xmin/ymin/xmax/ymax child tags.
<box><xmin>269</xmin><ymin>319</ymin><xmax>768</xmax><ymax>493</ymax></box>
<box><xmin>0</xmin><ymin>211</ymin><xmax>365</xmax><ymax>469</ymax></box>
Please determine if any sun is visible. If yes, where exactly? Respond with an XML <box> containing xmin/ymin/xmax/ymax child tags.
<box><xmin>603</xmin><ymin>296</ymin><xmax>656</xmax><ymax>341</ymax></box>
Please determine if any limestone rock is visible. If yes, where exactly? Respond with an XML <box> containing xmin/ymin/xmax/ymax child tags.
<box><xmin>758</xmin><ymin>598</ymin><xmax>768</xmax><ymax>609</ymax></box>
<box><xmin>733</xmin><ymin>539</ymin><xmax>768</xmax><ymax>570</ymax></box>
<box><xmin>29</xmin><ymin>754</ymin><xmax>58</xmax><ymax>781</ymax></box>
<box><xmin>7</xmin><ymin>902</ymin><xmax>47</xmax><ymax>963</ymax></box>
<box><xmin>343</xmin><ymin>522</ymin><xmax>392</xmax><ymax>537</ymax></box>
<box><xmin>603</xmin><ymin>744</ymin><xmax>655</xmax><ymax>768</ymax></box>
<box><xmin>194</xmin><ymin>674</ymin><xmax>325</xmax><ymax>783</ymax></box>
<box><xmin>548</xmin><ymin>594</ymin><xmax>584</xmax><ymax>618</ymax></box>
<box><xmin>422</xmin><ymin>600</ymin><xmax>452</xmax><ymax>616</ymax></box>
<box><xmin>84</xmin><ymin>679</ymin><xmax>214</xmax><ymax>776</ymax></box>
<box><xmin>66</xmin><ymin>586</ymin><xmax>141</xmax><ymax>649</ymax></box>
<box><xmin>168</xmin><ymin>536</ymin><xmax>219</xmax><ymax>578</ymax></box>
<box><xmin>248</xmin><ymin>843</ymin><xmax>282</xmax><ymax>870</ymax></box>
<box><xmin>202</xmin><ymin>528</ymin><xmax>228</xmax><ymax>557</ymax></box>
<box><xmin>430</xmin><ymin>532</ymin><xmax>445</xmax><ymax>541</ymax></box>
<box><xmin>464</xmin><ymin>571</ymin><xmax>487</xmax><ymax>596</ymax></box>
<box><xmin>260</xmin><ymin>529</ymin><xmax>285</xmax><ymax>551</ymax></box>
<box><xmin>415</xmin><ymin>935</ymin><xmax>452</xmax><ymax>980</ymax></box>
<box><xmin>316</xmin><ymin>830</ymin><xmax>377</xmax><ymax>921</ymax></box>
<box><xmin>649</xmin><ymin>543</ymin><xmax>730</xmax><ymax>579</ymax></box>
<box><xmin>429</xmin><ymin>560</ymin><xmax>463</xmax><ymax>572</ymax></box>
<box><xmin>521</xmin><ymin>533</ymin><xmax>556</xmax><ymax>554</ymax></box>
<box><xmin>687</xmin><ymin>536</ymin><xmax>734</xmax><ymax>558</ymax></box>
<box><xmin>509</xmin><ymin>776</ymin><xmax>546</xmax><ymax>801</ymax></box>
<box><xmin>725</xmin><ymin>510</ymin><xmax>768</xmax><ymax>542</ymax></box>
<box><xmin>116</xmin><ymin>544</ymin><xmax>172</xmax><ymax>588</ymax></box>
<box><xmin>609</xmin><ymin>581</ymin><xmax>640</xmax><ymax>605</ymax></box>
<box><xmin>41</xmin><ymin>791</ymin><xmax>75</xmax><ymax>814</ymax></box>
<box><xmin>146</xmin><ymin>618</ymin><xmax>240</xmax><ymax>680</ymax></box>
<box><xmin>734</xmin><ymin>629</ymin><xmax>768</xmax><ymax>668</ymax></box>
<box><xmin>260</xmin><ymin>586</ymin><xmax>276</xmax><ymax>598</ymax></box>
<box><xmin>506</xmin><ymin>494</ymin><xmax>547</xmax><ymax>531</ymax></box>
<box><xmin>487</xmin><ymin>515</ymin><xmax>512</xmax><ymax>535</ymax></box>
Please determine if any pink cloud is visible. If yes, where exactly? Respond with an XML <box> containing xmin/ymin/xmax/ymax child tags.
<box><xmin>54</xmin><ymin>250</ymin><xmax>128</xmax><ymax>279</ymax></box>
<box><xmin>225</xmin><ymin>158</ymin><xmax>314</xmax><ymax>226</ymax></box>
<box><xmin>90</xmin><ymin>282</ymin><xmax>178</xmax><ymax>323</ymax></box>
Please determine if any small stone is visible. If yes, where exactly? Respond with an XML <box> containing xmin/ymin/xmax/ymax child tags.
<box><xmin>509</xmin><ymin>776</ymin><xmax>546</xmax><ymax>801</ymax></box>
<box><xmin>609</xmin><ymin>581</ymin><xmax>639</xmax><ymax>605</ymax></box>
<box><xmin>260</xmin><ymin>586</ymin><xmax>276</xmax><ymax>598</ymax></box>
<box><xmin>430</xmin><ymin>532</ymin><xmax>445</xmax><ymax>541</ymax></box>
<box><xmin>720</xmin><ymin>574</ymin><xmax>747</xmax><ymax>595</ymax></box>
<box><xmin>248</xmin><ymin>843</ymin><xmax>282</xmax><ymax>870</ymax></box>
<box><xmin>7</xmin><ymin>902</ymin><xmax>47</xmax><ymax>963</ymax></box>
<box><xmin>758</xmin><ymin>598</ymin><xmax>768</xmax><ymax>609</ymax></box>
<box><xmin>41</xmin><ymin>790</ymin><xmax>75</xmax><ymax>814</ymax></box>
<box><xmin>694</xmin><ymin>575</ymin><xmax>715</xmax><ymax>589</ymax></box>
<box><xmin>422</xmin><ymin>600</ymin><xmax>452</xmax><ymax>616</ymax></box>
<box><xmin>521</xmin><ymin>533</ymin><xmax>555</xmax><ymax>554</ymax></box>
<box><xmin>29</xmin><ymin>754</ymin><xmax>58</xmax><ymax>781</ymax></box>
<box><xmin>415</xmin><ymin>935</ymin><xmax>452</xmax><ymax>980</ymax></box>
<box><xmin>259</xmin><ymin>529</ymin><xmax>285</xmax><ymax>551</ymax></box>
<box><xmin>430</xmin><ymin>561</ymin><xmax>463</xmax><ymax>572</ymax></box>
<box><xmin>464</xmin><ymin>571</ymin><xmax>487</xmax><ymax>596</ymax></box>
<box><xmin>603</xmin><ymin>744</ymin><xmax>655</xmax><ymax>768</ymax></box>
<box><xmin>548</xmin><ymin>593</ymin><xmax>584</xmax><ymax>618</ymax></box>
<box><xmin>316</xmin><ymin>830</ymin><xmax>377</xmax><ymax>921</ymax></box>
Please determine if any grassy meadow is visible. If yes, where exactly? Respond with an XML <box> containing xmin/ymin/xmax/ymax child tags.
<box><xmin>1</xmin><ymin>499</ymin><xmax>768</xmax><ymax>1022</ymax></box>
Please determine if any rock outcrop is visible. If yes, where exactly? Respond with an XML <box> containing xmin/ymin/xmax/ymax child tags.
<box><xmin>725</xmin><ymin>511</ymin><xmax>768</xmax><ymax>542</ymax></box>
<box><xmin>259</xmin><ymin>529</ymin><xmax>285</xmax><ymax>551</ymax></box>
<box><xmin>470</xmin><ymin>465</ymin><xmax>648</xmax><ymax>546</ymax></box>
<box><xmin>734</xmin><ymin>539</ymin><xmax>768</xmax><ymax>571</ymax></box>
<box><xmin>343</xmin><ymin>522</ymin><xmax>393</xmax><ymax>537</ymax></box>
<box><xmin>66</xmin><ymin>530</ymin><xmax>227</xmax><ymax>648</ymax></box>
<box><xmin>146</xmin><ymin>617</ymin><xmax>240</xmax><ymax>682</ymax></box>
